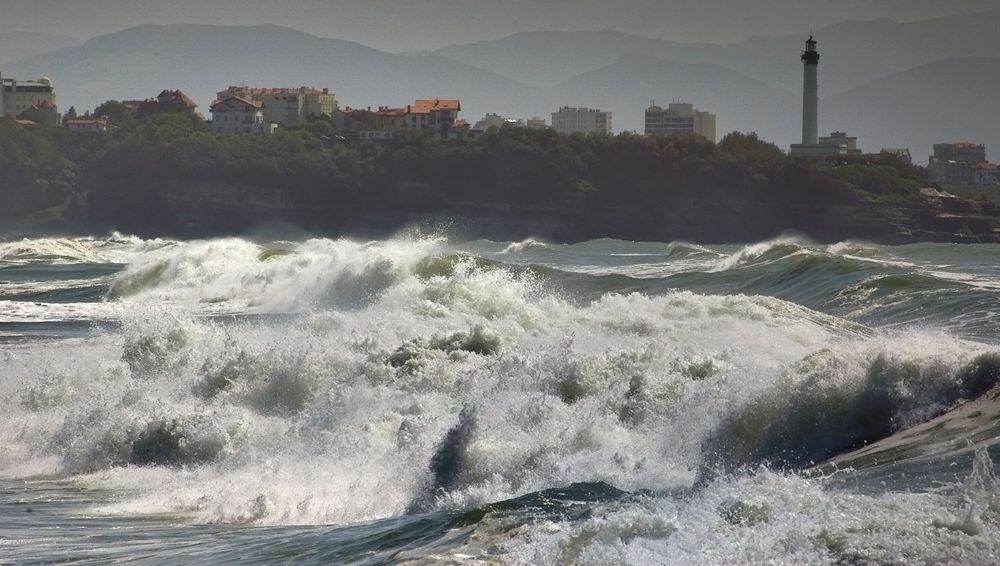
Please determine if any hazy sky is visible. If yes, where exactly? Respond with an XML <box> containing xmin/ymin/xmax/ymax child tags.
<box><xmin>1</xmin><ymin>0</ymin><xmax>996</xmax><ymax>51</ymax></box>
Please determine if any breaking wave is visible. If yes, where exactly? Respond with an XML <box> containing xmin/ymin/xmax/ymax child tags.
<box><xmin>3</xmin><ymin>233</ymin><xmax>1000</xmax><ymax>564</ymax></box>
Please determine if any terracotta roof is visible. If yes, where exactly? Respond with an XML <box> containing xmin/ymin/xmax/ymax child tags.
<box><xmin>210</xmin><ymin>96</ymin><xmax>264</xmax><ymax>110</ymax></box>
<box><xmin>408</xmin><ymin>99</ymin><xmax>461</xmax><ymax>114</ymax></box>
<box><xmin>157</xmin><ymin>90</ymin><xmax>197</xmax><ymax>108</ymax></box>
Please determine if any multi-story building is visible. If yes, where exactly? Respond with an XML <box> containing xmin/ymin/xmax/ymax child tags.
<box><xmin>216</xmin><ymin>86</ymin><xmax>337</xmax><ymax>126</ymax></box>
<box><xmin>818</xmin><ymin>131</ymin><xmax>861</xmax><ymax>154</ymax></box>
<box><xmin>342</xmin><ymin>99</ymin><xmax>462</xmax><ymax>139</ymax></box>
<box><xmin>526</xmin><ymin>117</ymin><xmax>548</xmax><ymax>130</ymax></box>
<box><xmin>1</xmin><ymin>73</ymin><xmax>57</xmax><ymax>119</ymax></box>
<box><xmin>209</xmin><ymin>96</ymin><xmax>276</xmax><ymax>135</ymax></box>
<box><xmin>927</xmin><ymin>143</ymin><xmax>988</xmax><ymax>185</ymax></box>
<box><xmin>404</xmin><ymin>98</ymin><xmax>461</xmax><ymax>138</ymax></box>
<box><xmin>551</xmin><ymin>107</ymin><xmax>612</xmax><ymax>135</ymax></box>
<box><xmin>789</xmin><ymin>130</ymin><xmax>863</xmax><ymax>158</ymax></box>
<box><xmin>644</xmin><ymin>101</ymin><xmax>716</xmax><ymax>142</ymax></box>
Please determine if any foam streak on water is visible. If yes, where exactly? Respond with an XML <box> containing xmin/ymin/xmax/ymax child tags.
<box><xmin>1</xmin><ymin>234</ymin><xmax>999</xmax><ymax>563</ymax></box>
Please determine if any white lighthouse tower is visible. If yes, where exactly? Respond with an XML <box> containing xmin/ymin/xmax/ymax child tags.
<box><xmin>791</xmin><ymin>35</ymin><xmax>855</xmax><ymax>157</ymax></box>
<box><xmin>801</xmin><ymin>36</ymin><xmax>819</xmax><ymax>145</ymax></box>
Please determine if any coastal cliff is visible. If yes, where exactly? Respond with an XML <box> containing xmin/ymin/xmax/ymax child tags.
<box><xmin>2</xmin><ymin>114</ymin><xmax>999</xmax><ymax>243</ymax></box>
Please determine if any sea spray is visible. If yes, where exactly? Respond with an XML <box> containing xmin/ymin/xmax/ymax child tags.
<box><xmin>3</xmin><ymin>234</ymin><xmax>1000</xmax><ymax>563</ymax></box>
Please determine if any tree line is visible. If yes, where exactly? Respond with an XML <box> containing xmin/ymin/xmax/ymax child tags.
<box><xmin>0</xmin><ymin>103</ymin><xmax>939</xmax><ymax>240</ymax></box>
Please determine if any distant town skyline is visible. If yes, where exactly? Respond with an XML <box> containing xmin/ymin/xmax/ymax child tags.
<box><xmin>1</xmin><ymin>0</ymin><xmax>997</xmax><ymax>52</ymax></box>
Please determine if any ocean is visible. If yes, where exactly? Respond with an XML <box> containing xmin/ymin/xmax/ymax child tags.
<box><xmin>1</xmin><ymin>233</ymin><xmax>999</xmax><ymax>564</ymax></box>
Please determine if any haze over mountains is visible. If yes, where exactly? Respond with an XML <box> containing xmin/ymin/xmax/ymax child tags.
<box><xmin>0</xmin><ymin>32</ymin><xmax>78</xmax><ymax>65</ymax></box>
<box><xmin>4</xmin><ymin>10</ymin><xmax>998</xmax><ymax>159</ymax></box>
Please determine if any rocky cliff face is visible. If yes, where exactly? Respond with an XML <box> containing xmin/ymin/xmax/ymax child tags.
<box><xmin>5</xmin><ymin>173</ymin><xmax>999</xmax><ymax>244</ymax></box>
<box><xmin>146</xmin><ymin>181</ymin><xmax>1000</xmax><ymax>244</ymax></box>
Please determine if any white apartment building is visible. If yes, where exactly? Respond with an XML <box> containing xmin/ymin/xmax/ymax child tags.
<box><xmin>551</xmin><ymin>107</ymin><xmax>612</xmax><ymax>135</ymax></box>
<box><xmin>216</xmin><ymin>86</ymin><xmax>337</xmax><ymax>126</ymax></box>
<box><xmin>1</xmin><ymin>72</ymin><xmax>57</xmax><ymax>119</ymax></box>
<box><xmin>209</xmin><ymin>96</ymin><xmax>276</xmax><ymax>135</ymax></box>
<box><xmin>644</xmin><ymin>102</ymin><xmax>716</xmax><ymax>142</ymax></box>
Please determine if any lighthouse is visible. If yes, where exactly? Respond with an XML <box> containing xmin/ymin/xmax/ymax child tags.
<box><xmin>801</xmin><ymin>36</ymin><xmax>819</xmax><ymax>145</ymax></box>
<box><xmin>790</xmin><ymin>36</ymin><xmax>861</xmax><ymax>157</ymax></box>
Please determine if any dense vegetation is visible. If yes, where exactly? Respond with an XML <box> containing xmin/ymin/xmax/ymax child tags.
<box><xmin>0</xmin><ymin>106</ymin><xmax>976</xmax><ymax>242</ymax></box>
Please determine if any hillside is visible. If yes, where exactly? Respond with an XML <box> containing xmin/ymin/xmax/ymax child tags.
<box><xmin>5</xmin><ymin>24</ymin><xmax>544</xmax><ymax>121</ymax></box>
<box><xmin>725</xmin><ymin>11</ymin><xmax>1000</xmax><ymax>97</ymax></box>
<box><xmin>435</xmin><ymin>11</ymin><xmax>1000</xmax><ymax>96</ymax></box>
<box><xmin>432</xmin><ymin>30</ymin><xmax>723</xmax><ymax>89</ymax></box>
<box><xmin>825</xmin><ymin>57</ymin><xmax>1000</xmax><ymax>161</ymax></box>
<box><xmin>5</xmin><ymin>114</ymin><xmax>995</xmax><ymax>244</ymax></box>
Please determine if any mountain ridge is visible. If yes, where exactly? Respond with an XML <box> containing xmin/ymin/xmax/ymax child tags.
<box><xmin>6</xmin><ymin>19</ymin><xmax>998</xmax><ymax>159</ymax></box>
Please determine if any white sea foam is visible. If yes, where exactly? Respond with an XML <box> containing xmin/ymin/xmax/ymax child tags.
<box><xmin>107</xmin><ymin>236</ymin><xmax>445</xmax><ymax>312</ymax></box>
<box><xmin>1</xmin><ymin>231</ymin><xmax>999</xmax><ymax>566</ymax></box>
<box><xmin>495</xmin><ymin>467</ymin><xmax>1000</xmax><ymax>564</ymax></box>
<box><xmin>499</xmin><ymin>238</ymin><xmax>552</xmax><ymax>254</ymax></box>
<box><xmin>709</xmin><ymin>236</ymin><xmax>812</xmax><ymax>272</ymax></box>
<box><xmin>2</xmin><ymin>235</ymin><xmax>997</xmax><ymax>536</ymax></box>
<box><xmin>0</xmin><ymin>237</ymin><xmax>114</xmax><ymax>264</ymax></box>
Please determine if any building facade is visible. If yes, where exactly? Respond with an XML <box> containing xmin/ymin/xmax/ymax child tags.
<box><xmin>551</xmin><ymin>107</ymin><xmax>612</xmax><ymax>135</ymax></box>
<box><xmin>405</xmin><ymin>99</ymin><xmax>461</xmax><ymax>138</ymax></box>
<box><xmin>209</xmin><ymin>96</ymin><xmax>275</xmax><ymax>135</ymax></box>
<box><xmin>64</xmin><ymin>117</ymin><xmax>110</xmax><ymax>132</ymax></box>
<box><xmin>818</xmin><ymin>131</ymin><xmax>861</xmax><ymax>154</ymax></box>
<box><xmin>526</xmin><ymin>117</ymin><xmax>548</xmax><ymax>130</ymax></box>
<box><xmin>216</xmin><ymin>86</ymin><xmax>337</xmax><ymax>126</ymax></box>
<box><xmin>975</xmin><ymin>163</ymin><xmax>1000</xmax><ymax>186</ymax></box>
<box><xmin>1</xmin><ymin>73</ymin><xmax>57</xmax><ymax>119</ymax></box>
<box><xmin>644</xmin><ymin>102</ymin><xmax>716</xmax><ymax>142</ymax></box>
<box><xmin>927</xmin><ymin>143</ymin><xmax>988</xmax><ymax>185</ymax></box>
<box><xmin>339</xmin><ymin>99</ymin><xmax>462</xmax><ymax>140</ymax></box>
<box><xmin>17</xmin><ymin>100</ymin><xmax>59</xmax><ymax>127</ymax></box>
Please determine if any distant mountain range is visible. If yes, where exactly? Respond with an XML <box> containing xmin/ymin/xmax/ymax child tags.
<box><xmin>434</xmin><ymin>11</ymin><xmax>1000</xmax><ymax>96</ymax></box>
<box><xmin>825</xmin><ymin>57</ymin><xmax>1000</xmax><ymax>162</ymax></box>
<box><xmin>5</xmin><ymin>24</ymin><xmax>541</xmax><ymax>125</ymax></box>
<box><xmin>5</xmin><ymin>11</ymin><xmax>999</xmax><ymax>159</ymax></box>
